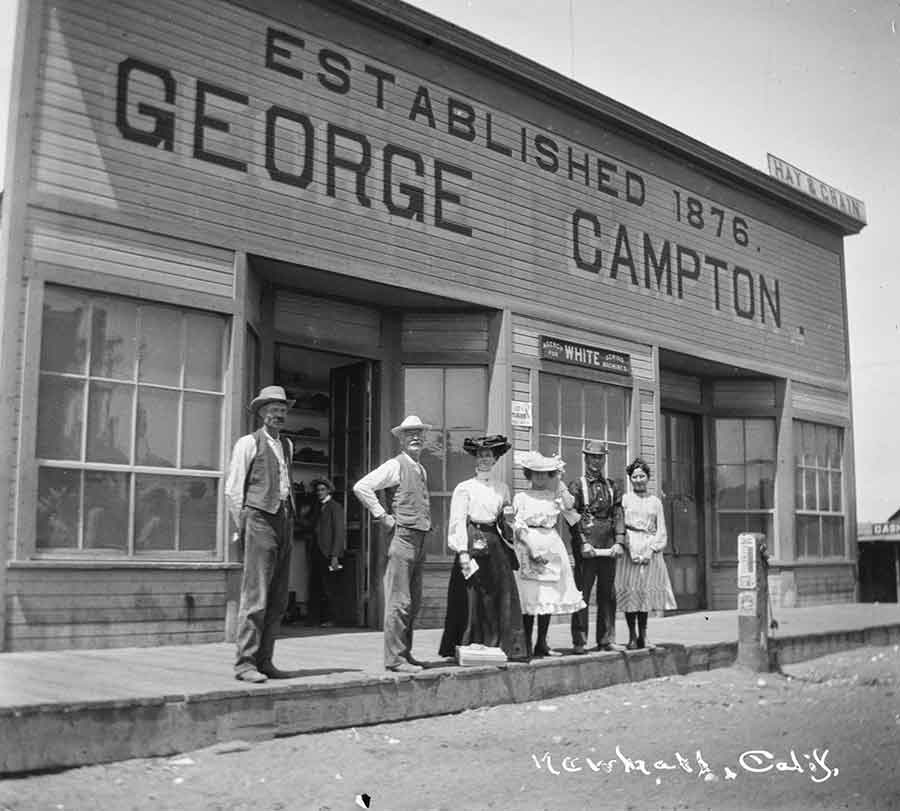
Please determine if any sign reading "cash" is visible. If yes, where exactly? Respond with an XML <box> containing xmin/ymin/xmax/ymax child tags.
<box><xmin>539</xmin><ymin>336</ymin><xmax>631</xmax><ymax>376</ymax></box>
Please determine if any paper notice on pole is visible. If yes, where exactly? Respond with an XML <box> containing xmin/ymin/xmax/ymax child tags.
<box><xmin>737</xmin><ymin>533</ymin><xmax>757</xmax><ymax>590</ymax></box>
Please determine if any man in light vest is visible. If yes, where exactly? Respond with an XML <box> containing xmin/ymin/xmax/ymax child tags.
<box><xmin>354</xmin><ymin>416</ymin><xmax>432</xmax><ymax>672</ymax></box>
<box><xmin>225</xmin><ymin>385</ymin><xmax>297</xmax><ymax>683</ymax></box>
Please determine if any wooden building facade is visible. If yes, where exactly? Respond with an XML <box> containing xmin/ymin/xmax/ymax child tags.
<box><xmin>0</xmin><ymin>0</ymin><xmax>864</xmax><ymax>650</ymax></box>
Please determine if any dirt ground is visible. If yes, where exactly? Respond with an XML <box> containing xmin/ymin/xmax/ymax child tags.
<box><xmin>1</xmin><ymin>644</ymin><xmax>899</xmax><ymax>811</ymax></box>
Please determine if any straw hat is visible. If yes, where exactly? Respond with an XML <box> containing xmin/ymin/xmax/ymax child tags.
<box><xmin>519</xmin><ymin>450</ymin><xmax>565</xmax><ymax>473</ymax></box>
<box><xmin>391</xmin><ymin>415</ymin><xmax>432</xmax><ymax>437</ymax></box>
<box><xmin>248</xmin><ymin>385</ymin><xmax>295</xmax><ymax>414</ymax></box>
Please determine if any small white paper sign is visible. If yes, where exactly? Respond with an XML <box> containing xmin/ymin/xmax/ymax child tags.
<box><xmin>511</xmin><ymin>401</ymin><xmax>533</xmax><ymax>428</ymax></box>
<box><xmin>737</xmin><ymin>533</ymin><xmax>757</xmax><ymax>590</ymax></box>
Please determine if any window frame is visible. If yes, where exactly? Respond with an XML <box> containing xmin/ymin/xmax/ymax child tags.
<box><xmin>713</xmin><ymin>417</ymin><xmax>777</xmax><ymax>563</ymax></box>
<box><xmin>794</xmin><ymin>420</ymin><xmax>846</xmax><ymax>560</ymax></box>
<box><xmin>22</xmin><ymin>282</ymin><xmax>229</xmax><ymax>561</ymax></box>
<box><xmin>536</xmin><ymin>372</ymin><xmax>631</xmax><ymax>491</ymax></box>
<box><xmin>401</xmin><ymin>364</ymin><xmax>488</xmax><ymax>559</ymax></box>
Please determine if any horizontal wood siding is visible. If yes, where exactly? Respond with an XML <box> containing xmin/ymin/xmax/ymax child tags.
<box><xmin>25</xmin><ymin>208</ymin><xmax>234</xmax><ymax>298</ymax></box>
<box><xmin>511</xmin><ymin>317</ymin><xmax>654</xmax><ymax>382</ymax></box>
<box><xmin>401</xmin><ymin>312</ymin><xmax>489</xmax><ymax>353</ymax></box>
<box><xmin>791</xmin><ymin>382</ymin><xmax>851</xmax><ymax>421</ymax></box>
<box><xmin>511</xmin><ymin>366</ymin><xmax>532</xmax><ymax>493</ymax></box>
<box><xmin>274</xmin><ymin>290</ymin><xmax>381</xmax><ymax>352</ymax></box>
<box><xmin>712</xmin><ymin>379</ymin><xmax>777</xmax><ymax>410</ymax></box>
<box><xmin>660</xmin><ymin>370</ymin><xmax>702</xmax><ymax>405</ymax></box>
<box><xmin>7</xmin><ymin>282</ymin><xmax>28</xmax><ymax>561</ymax></box>
<box><xmin>29</xmin><ymin>0</ymin><xmax>846</xmax><ymax>381</ymax></box>
<box><xmin>5</xmin><ymin>567</ymin><xmax>229</xmax><ymax>650</ymax></box>
<box><xmin>639</xmin><ymin>389</ymin><xmax>658</xmax><ymax>495</ymax></box>
<box><xmin>710</xmin><ymin>566</ymin><xmax>738</xmax><ymax>611</ymax></box>
<box><xmin>794</xmin><ymin>566</ymin><xmax>856</xmax><ymax>607</ymax></box>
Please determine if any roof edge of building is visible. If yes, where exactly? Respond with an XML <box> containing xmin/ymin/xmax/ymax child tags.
<box><xmin>330</xmin><ymin>0</ymin><xmax>865</xmax><ymax>237</ymax></box>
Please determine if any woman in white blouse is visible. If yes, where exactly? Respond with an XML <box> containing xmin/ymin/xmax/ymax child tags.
<box><xmin>438</xmin><ymin>436</ymin><xmax>527</xmax><ymax>661</ymax></box>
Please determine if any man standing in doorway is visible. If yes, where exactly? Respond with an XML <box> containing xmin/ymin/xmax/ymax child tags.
<box><xmin>226</xmin><ymin>385</ymin><xmax>297</xmax><ymax>683</ymax></box>
<box><xmin>353</xmin><ymin>416</ymin><xmax>432</xmax><ymax>673</ymax></box>
<box><xmin>569</xmin><ymin>440</ymin><xmax>626</xmax><ymax>654</ymax></box>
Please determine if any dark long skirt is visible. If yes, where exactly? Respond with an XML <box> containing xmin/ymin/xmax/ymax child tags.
<box><xmin>438</xmin><ymin>528</ymin><xmax>527</xmax><ymax>660</ymax></box>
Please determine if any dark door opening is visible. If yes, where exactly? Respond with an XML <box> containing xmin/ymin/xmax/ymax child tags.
<box><xmin>660</xmin><ymin>410</ymin><xmax>706</xmax><ymax>610</ymax></box>
<box><xmin>858</xmin><ymin>542</ymin><xmax>898</xmax><ymax>603</ymax></box>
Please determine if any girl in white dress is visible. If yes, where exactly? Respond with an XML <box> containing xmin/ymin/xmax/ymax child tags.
<box><xmin>615</xmin><ymin>457</ymin><xmax>677</xmax><ymax>649</ymax></box>
<box><xmin>512</xmin><ymin>451</ymin><xmax>585</xmax><ymax>657</ymax></box>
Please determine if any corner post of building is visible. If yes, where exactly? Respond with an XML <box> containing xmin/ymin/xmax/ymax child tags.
<box><xmin>223</xmin><ymin>251</ymin><xmax>248</xmax><ymax>641</ymax></box>
<box><xmin>736</xmin><ymin>532</ymin><xmax>771</xmax><ymax>671</ymax></box>
<box><xmin>773</xmin><ymin>378</ymin><xmax>794</xmax><ymax>608</ymax></box>
<box><xmin>0</xmin><ymin>0</ymin><xmax>44</xmax><ymax>652</ymax></box>
<box><xmin>487</xmin><ymin>308</ymin><xmax>512</xmax><ymax>485</ymax></box>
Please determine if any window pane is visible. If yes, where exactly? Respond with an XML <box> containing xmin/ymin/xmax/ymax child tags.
<box><xmin>538</xmin><ymin>434</ymin><xmax>560</xmax><ymax>457</ymax></box>
<box><xmin>90</xmin><ymin>298</ymin><xmax>137</xmax><ymax>380</ymax></box>
<box><xmin>185</xmin><ymin>312</ymin><xmax>226</xmax><ymax>391</ymax></box>
<box><xmin>745</xmin><ymin>419</ymin><xmax>775</xmax><ymax>462</ymax></box>
<box><xmin>828</xmin><ymin>428</ymin><xmax>843</xmax><ymax>469</ymax></box>
<box><xmin>135</xmin><ymin>474</ymin><xmax>177</xmax><ymax>551</ymax></box>
<box><xmin>86</xmin><ymin>381</ymin><xmax>133</xmax><ymax>464</ymax></box>
<box><xmin>425</xmin><ymin>496</ymin><xmax>448</xmax><ymax>557</ymax></box>
<box><xmin>607</xmin><ymin>445</ymin><xmax>628</xmax><ymax>493</ymax></box>
<box><xmin>796</xmin><ymin>514</ymin><xmax>820</xmax><ymax>558</ymax></box>
<box><xmin>830</xmin><ymin>472</ymin><xmax>842</xmax><ymax>513</ymax></box>
<box><xmin>182</xmin><ymin>393</ymin><xmax>221</xmax><ymax>470</ymax></box>
<box><xmin>816</xmin><ymin>470</ymin><xmax>829</xmax><ymax>511</ymax></box>
<box><xmin>138</xmin><ymin>305</ymin><xmax>182</xmax><ymax>386</ymax></box>
<box><xmin>823</xmin><ymin>516</ymin><xmax>844</xmax><ymax>557</ymax></box>
<box><xmin>803</xmin><ymin>469</ymin><xmax>817</xmax><ymax>511</ymax></box>
<box><xmin>136</xmin><ymin>386</ymin><xmax>179</xmax><ymax>467</ymax></box>
<box><xmin>404</xmin><ymin>368</ymin><xmax>443</xmax><ymax>427</ymax></box>
<box><xmin>36</xmin><ymin>467</ymin><xmax>81</xmax><ymax>549</ymax></box>
<box><xmin>717</xmin><ymin>514</ymin><xmax>745</xmax><ymax>559</ymax></box>
<box><xmin>716</xmin><ymin>465</ymin><xmax>745</xmax><ymax>508</ymax></box>
<box><xmin>538</xmin><ymin>375</ymin><xmax>559</xmax><ymax>435</ymax></box>
<box><xmin>716</xmin><ymin>419</ymin><xmax>744</xmax><ymax>464</ymax></box>
<box><xmin>746</xmin><ymin>462</ymin><xmax>775</xmax><ymax>510</ymax></box>
<box><xmin>607</xmin><ymin>388</ymin><xmax>629</xmax><ymax>443</ymax></box>
<box><xmin>445</xmin><ymin>368</ymin><xmax>486</xmax><ymax>428</ymax></box>
<box><xmin>584</xmin><ymin>382</ymin><xmax>606</xmax><ymax>439</ymax></box>
<box><xmin>37</xmin><ymin>376</ymin><xmax>85</xmax><ymax>460</ymax></box>
<box><xmin>420</xmin><ymin>429</ymin><xmax>445</xmax><ymax>492</ymax></box>
<box><xmin>560</xmin><ymin>378</ymin><xmax>582</xmax><ymax>437</ymax></box>
<box><xmin>41</xmin><ymin>287</ymin><xmax>89</xmax><ymax>374</ymax></box>
<box><xmin>83</xmin><ymin>471</ymin><xmax>129</xmax><ymax>551</ymax></box>
<box><xmin>560</xmin><ymin>437</ymin><xmax>582</xmax><ymax>476</ymax></box>
<box><xmin>446</xmin><ymin>430</ymin><xmax>472</xmax><ymax>493</ymax></box>
<box><xmin>178</xmin><ymin>477</ymin><xmax>218</xmax><ymax>551</ymax></box>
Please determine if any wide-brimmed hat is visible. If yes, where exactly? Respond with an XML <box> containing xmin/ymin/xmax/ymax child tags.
<box><xmin>248</xmin><ymin>385</ymin><xmax>295</xmax><ymax>414</ymax></box>
<box><xmin>463</xmin><ymin>435</ymin><xmax>511</xmax><ymax>457</ymax></box>
<box><xmin>391</xmin><ymin>415</ymin><xmax>432</xmax><ymax>437</ymax></box>
<box><xmin>582</xmin><ymin>439</ymin><xmax>608</xmax><ymax>456</ymax></box>
<box><xmin>519</xmin><ymin>450</ymin><xmax>565</xmax><ymax>473</ymax></box>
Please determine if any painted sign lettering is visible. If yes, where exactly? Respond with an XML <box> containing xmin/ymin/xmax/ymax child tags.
<box><xmin>539</xmin><ymin>336</ymin><xmax>631</xmax><ymax>376</ymax></box>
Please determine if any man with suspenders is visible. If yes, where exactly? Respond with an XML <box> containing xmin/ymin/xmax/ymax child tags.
<box><xmin>569</xmin><ymin>440</ymin><xmax>626</xmax><ymax>654</ymax></box>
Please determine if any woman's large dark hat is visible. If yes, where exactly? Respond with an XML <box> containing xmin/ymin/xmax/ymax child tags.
<box><xmin>463</xmin><ymin>434</ymin><xmax>511</xmax><ymax>457</ymax></box>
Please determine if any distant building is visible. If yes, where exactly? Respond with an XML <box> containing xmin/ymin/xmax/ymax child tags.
<box><xmin>857</xmin><ymin>513</ymin><xmax>900</xmax><ymax>603</ymax></box>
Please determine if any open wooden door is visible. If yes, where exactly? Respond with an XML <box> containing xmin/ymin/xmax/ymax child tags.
<box><xmin>330</xmin><ymin>361</ymin><xmax>374</xmax><ymax>626</ymax></box>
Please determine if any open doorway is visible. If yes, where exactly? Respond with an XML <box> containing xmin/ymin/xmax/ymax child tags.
<box><xmin>275</xmin><ymin>344</ymin><xmax>376</xmax><ymax>631</ymax></box>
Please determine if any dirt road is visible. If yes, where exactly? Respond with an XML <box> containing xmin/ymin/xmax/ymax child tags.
<box><xmin>2</xmin><ymin>644</ymin><xmax>899</xmax><ymax>810</ymax></box>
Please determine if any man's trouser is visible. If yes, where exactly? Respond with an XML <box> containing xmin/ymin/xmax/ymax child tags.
<box><xmin>383</xmin><ymin>525</ymin><xmax>427</xmax><ymax>668</ymax></box>
<box><xmin>571</xmin><ymin>556</ymin><xmax>617</xmax><ymax>648</ymax></box>
<box><xmin>235</xmin><ymin>502</ymin><xmax>293</xmax><ymax>674</ymax></box>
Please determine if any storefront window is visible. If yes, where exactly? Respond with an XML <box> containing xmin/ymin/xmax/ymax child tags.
<box><xmin>34</xmin><ymin>286</ymin><xmax>227</xmax><ymax>556</ymax></box>
<box><xmin>795</xmin><ymin>421</ymin><xmax>845</xmax><ymax>558</ymax></box>
<box><xmin>404</xmin><ymin>366</ymin><xmax>487</xmax><ymax>557</ymax></box>
<box><xmin>714</xmin><ymin>418</ymin><xmax>776</xmax><ymax>560</ymax></box>
<box><xmin>538</xmin><ymin>374</ymin><xmax>630</xmax><ymax>489</ymax></box>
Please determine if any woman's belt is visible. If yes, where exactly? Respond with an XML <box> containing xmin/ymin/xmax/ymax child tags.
<box><xmin>468</xmin><ymin>519</ymin><xmax>499</xmax><ymax>532</ymax></box>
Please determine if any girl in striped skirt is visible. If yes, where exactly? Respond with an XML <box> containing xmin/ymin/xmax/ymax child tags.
<box><xmin>615</xmin><ymin>457</ymin><xmax>677</xmax><ymax>649</ymax></box>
